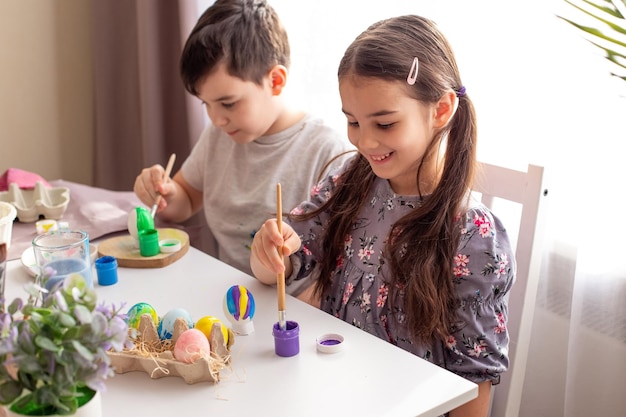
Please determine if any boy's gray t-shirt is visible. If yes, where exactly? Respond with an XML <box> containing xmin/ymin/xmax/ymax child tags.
<box><xmin>181</xmin><ymin>114</ymin><xmax>352</xmax><ymax>275</ymax></box>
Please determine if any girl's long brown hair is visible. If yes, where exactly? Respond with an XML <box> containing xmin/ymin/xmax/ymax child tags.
<box><xmin>292</xmin><ymin>15</ymin><xmax>478</xmax><ymax>346</ymax></box>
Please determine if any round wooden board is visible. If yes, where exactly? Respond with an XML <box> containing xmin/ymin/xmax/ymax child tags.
<box><xmin>97</xmin><ymin>228</ymin><xmax>189</xmax><ymax>268</ymax></box>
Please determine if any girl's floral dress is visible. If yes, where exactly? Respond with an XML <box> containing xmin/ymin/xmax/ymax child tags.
<box><xmin>286</xmin><ymin>164</ymin><xmax>515</xmax><ymax>385</ymax></box>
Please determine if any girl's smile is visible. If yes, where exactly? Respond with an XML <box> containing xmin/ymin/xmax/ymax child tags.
<box><xmin>370</xmin><ymin>152</ymin><xmax>393</xmax><ymax>162</ymax></box>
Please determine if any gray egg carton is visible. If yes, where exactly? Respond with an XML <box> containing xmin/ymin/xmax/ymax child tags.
<box><xmin>0</xmin><ymin>181</ymin><xmax>70</xmax><ymax>222</ymax></box>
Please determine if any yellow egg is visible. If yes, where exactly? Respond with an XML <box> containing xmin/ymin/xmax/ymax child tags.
<box><xmin>194</xmin><ymin>316</ymin><xmax>228</xmax><ymax>344</ymax></box>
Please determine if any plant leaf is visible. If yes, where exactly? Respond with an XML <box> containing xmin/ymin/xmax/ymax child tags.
<box><xmin>73</xmin><ymin>305</ymin><xmax>92</xmax><ymax>324</ymax></box>
<box><xmin>559</xmin><ymin>0</ymin><xmax>626</xmax><ymax>82</ymax></box>
<box><xmin>57</xmin><ymin>311</ymin><xmax>76</xmax><ymax>328</ymax></box>
<box><xmin>72</xmin><ymin>340</ymin><xmax>94</xmax><ymax>362</ymax></box>
<box><xmin>0</xmin><ymin>380</ymin><xmax>23</xmax><ymax>404</ymax></box>
<box><xmin>34</xmin><ymin>335</ymin><xmax>60</xmax><ymax>352</ymax></box>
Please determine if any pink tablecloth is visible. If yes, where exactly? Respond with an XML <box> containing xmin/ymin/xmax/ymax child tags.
<box><xmin>7</xmin><ymin>180</ymin><xmax>143</xmax><ymax>261</ymax></box>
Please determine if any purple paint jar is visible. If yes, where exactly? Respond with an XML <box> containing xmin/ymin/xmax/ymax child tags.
<box><xmin>272</xmin><ymin>321</ymin><xmax>300</xmax><ymax>357</ymax></box>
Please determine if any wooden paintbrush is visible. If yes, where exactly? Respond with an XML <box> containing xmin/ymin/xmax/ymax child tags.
<box><xmin>150</xmin><ymin>153</ymin><xmax>176</xmax><ymax>218</ymax></box>
<box><xmin>276</xmin><ymin>183</ymin><xmax>287</xmax><ymax>331</ymax></box>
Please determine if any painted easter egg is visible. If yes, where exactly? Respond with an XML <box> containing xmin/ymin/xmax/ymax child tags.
<box><xmin>127</xmin><ymin>206</ymin><xmax>154</xmax><ymax>247</ymax></box>
<box><xmin>126</xmin><ymin>302</ymin><xmax>158</xmax><ymax>329</ymax></box>
<box><xmin>158</xmin><ymin>308</ymin><xmax>194</xmax><ymax>340</ymax></box>
<box><xmin>173</xmin><ymin>329</ymin><xmax>211</xmax><ymax>364</ymax></box>
<box><xmin>223</xmin><ymin>285</ymin><xmax>256</xmax><ymax>335</ymax></box>
<box><xmin>194</xmin><ymin>316</ymin><xmax>229</xmax><ymax>344</ymax></box>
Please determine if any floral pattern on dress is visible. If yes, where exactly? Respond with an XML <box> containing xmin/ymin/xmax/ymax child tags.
<box><xmin>287</xmin><ymin>159</ymin><xmax>515</xmax><ymax>385</ymax></box>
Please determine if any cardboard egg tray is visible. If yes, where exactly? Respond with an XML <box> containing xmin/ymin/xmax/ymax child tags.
<box><xmin>108</xmin><ymin>314</ymin><xmax>235</xmax><ymax>384</ymax></box>
<box><xmin>0</xmin><ymin>181</ymin><xmax>70</xmax><ymax>222</ymax></box>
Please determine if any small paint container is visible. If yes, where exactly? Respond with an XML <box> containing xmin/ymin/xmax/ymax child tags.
<box><xmin>316</xmin><ymin>333</ymin><xmax>345</xmax><ymax>354</ymax></box>
<box><xmin>138</xmin><ymin>229</ymin><xmax>159</xmax><ymax>257</ymax></box>
<box><xmin>95</xmin><ymin>255</ymin><xmax>118</xmax><ymax>286</ymax></box>
<box><xmin>128</xmin><ymin>206</ymin><xmax>154</xmax><ymax>248</ymax></box>
<box><xmin>159</xmin><ymin>238</ymin><xmax>181</xmax><ymax>253</ymax></box>
<box><xmin>272</xmin><ymin>321</ymin><xmax>300</xmax><ymax>357</ymax></box>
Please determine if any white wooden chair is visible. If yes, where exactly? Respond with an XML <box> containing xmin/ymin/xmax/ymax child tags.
<box><xmin>472</xmin><ymin>162</ymin><xmax>549</xmax><ymax>417</ymax></box>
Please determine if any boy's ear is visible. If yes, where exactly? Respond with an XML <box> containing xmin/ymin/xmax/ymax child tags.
<box><xmin>433</xmin><ymin>90</ymin><xmax>458</xmax><ymax>128</ymax></box>
<box><xmin>268</xmin><ymin>65</ymin><xmax>288</xmax><ymax>96</ymax></box>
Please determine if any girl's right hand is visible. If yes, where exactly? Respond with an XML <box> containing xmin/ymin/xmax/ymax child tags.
<box><xmin>250</xmin><ymin>219</ymin><xmax>301</xmax><ymax>278</ymax></box>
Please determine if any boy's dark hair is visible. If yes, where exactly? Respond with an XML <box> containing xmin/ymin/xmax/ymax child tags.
<box><xmin>180</xmin><ymin>0</ymin><xmax>290</xmax><ymax>96</ymax></box>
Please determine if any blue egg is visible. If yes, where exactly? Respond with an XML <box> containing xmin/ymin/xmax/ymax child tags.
<box><xmin>157</xmin><ymin>308</ymin><xmax>194</xmax><ymax>340</ymax></box>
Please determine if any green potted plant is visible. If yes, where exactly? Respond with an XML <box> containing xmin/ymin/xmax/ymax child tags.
<box><xmin>559</xmin><ymin>0</ymin><xmax>626</xmax><ymax>83</ymax></box>
<box><xmin>0</xmin><ymin>273</ymin><xmax>130</xmax><ymax>416</ymax></box>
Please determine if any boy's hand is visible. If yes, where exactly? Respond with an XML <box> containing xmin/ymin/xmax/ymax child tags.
<box><xmin>133</xmin><ymin>164</ymin><xmax>176</xmax><ymax>212</ymax></box>
<box><xmin>251</xmin><ymin>219</ymin><xmax>301</xmax><ymax>276</ymax></box>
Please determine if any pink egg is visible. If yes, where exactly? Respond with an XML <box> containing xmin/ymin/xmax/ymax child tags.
<box><xmin>174</xmin><ymin>329</ymin><xmax>211</xmax><ymax>364</ymax></box>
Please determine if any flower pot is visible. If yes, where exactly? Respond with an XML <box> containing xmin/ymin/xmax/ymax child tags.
<box><xmin>3</xmin><ymin>390</ymin><xmax>102</xmax><ymax>417</ymax></box>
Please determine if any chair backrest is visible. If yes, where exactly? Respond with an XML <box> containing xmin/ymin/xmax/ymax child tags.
<box><xmin>472</xmin><ymin>162</ymin><xmax>549</xmax><ymax>417</ymax></box>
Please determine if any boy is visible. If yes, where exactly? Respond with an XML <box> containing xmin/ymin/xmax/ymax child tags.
<box><xmin>133</xmin><ymin>0</ymin><xmax>352</xmax><ymax>275</ymax></box>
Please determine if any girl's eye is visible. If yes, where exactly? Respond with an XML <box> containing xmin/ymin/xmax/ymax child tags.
<box><xmin>378</xmin><ymin>123</ymin><xmax>394</xmax><ymax>130</ymax></box>
<box><xmin>347</xmin><ymin>121</ymin><xmax>359</xmax><ymax>128</ymax></box>
<box><xmin>222</xmin><ymin>102</ymin><xmax>235</xmax><ymax>109</ymax></box>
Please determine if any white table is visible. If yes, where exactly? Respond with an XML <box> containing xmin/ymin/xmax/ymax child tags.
<box><xmin>4</xmin><ymin>246</ymin><xmax>477</xmax><ymax>417</ymax></box>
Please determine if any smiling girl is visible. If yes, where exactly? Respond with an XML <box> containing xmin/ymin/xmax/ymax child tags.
<box><xmin>250</xmin><ymin>15</ymin><xmax>515</xmax><ymax>417</ymax></box>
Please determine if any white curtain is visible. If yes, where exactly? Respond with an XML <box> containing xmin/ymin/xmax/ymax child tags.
<box><xmin>194</xmin><ymin>0</ymin><xmax>626</xmax><ymax>414</ymax></box>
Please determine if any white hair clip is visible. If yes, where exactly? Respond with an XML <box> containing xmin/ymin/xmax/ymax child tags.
<box><xmin>406</xmin><ymin>57</ymin><xmax>419</xmax><ymax>85</ymax></box>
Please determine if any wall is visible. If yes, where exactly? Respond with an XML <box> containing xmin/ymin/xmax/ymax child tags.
<box><xmin>0</xmin><ymin>0</ymin><xmax>94</xmax><ymax>185</ymax></box>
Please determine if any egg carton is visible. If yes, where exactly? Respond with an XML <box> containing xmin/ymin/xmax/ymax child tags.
<box><xmin>0</xmin><ymin>181</ymin><xmax>70</xmax><ymax>222</ymax></box>
<box><xmin>108</xmin><ymin>315</ymin><xmax>235</xmax><ymax>384</ymax></box>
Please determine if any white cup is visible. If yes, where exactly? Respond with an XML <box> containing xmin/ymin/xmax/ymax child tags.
<box><xmin>0</xmin><ymin>202</ymin><xmax>17</xmax><ymax>249</ymax></box>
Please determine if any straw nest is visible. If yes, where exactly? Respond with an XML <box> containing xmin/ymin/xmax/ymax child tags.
<box><xmin>107</xmin><ymin>314</ymin><xmax>235</xmax><ymax>384</ymax></box>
